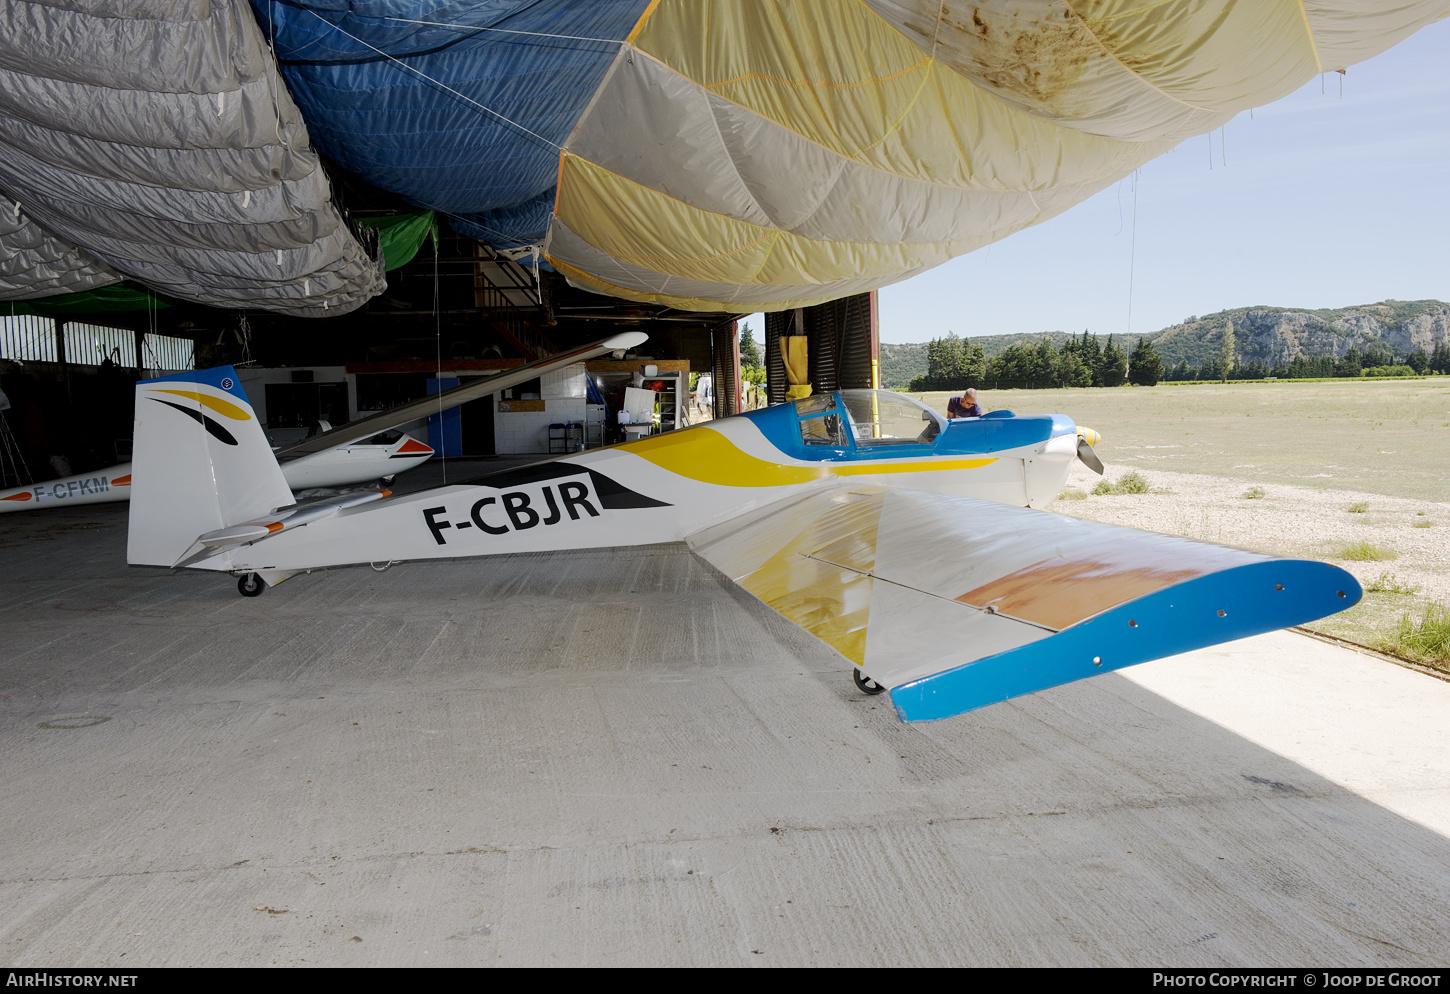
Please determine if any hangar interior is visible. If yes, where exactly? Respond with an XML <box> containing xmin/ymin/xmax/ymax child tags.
<box><xmin>2</xmin><ymin>208</ymin><xmax>879</xmax><ymax>485</ymax></box>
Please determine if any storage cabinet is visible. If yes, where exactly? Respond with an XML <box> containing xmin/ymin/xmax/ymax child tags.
<box><xmin>586</xmin><ymin>359</ymin><xmax>691</xmax><ymax>436</ymax></box>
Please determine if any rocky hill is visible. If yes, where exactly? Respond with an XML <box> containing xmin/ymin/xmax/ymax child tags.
<box><xmin>880</xmin><ymin>299</ymin><xmax>1450</xmax><ymax>386</ymax></box>
<box><xmin>1146</xmin><ymin>300</ymin><xmax>1450</xmax><ymax>367</ymax></box>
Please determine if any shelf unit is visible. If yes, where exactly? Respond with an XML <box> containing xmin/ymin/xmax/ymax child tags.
<box><xmin>586</xmin><ymin>359</ymin><xmax>691</xmax><ymax>435</ymax></box>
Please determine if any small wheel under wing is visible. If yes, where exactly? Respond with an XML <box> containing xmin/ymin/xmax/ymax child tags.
<box><xmin>853</xmin><ymin>669</ymin><xmax>887</xmax><ymax>696</ymax></box>
<box><xmin>237</xmin><ymin>572</ymin><xmax>265</xmax><ymax>597</ymax></box>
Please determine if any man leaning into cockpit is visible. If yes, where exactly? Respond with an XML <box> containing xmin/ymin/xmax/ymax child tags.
<box><xmin>947</xmin><ymin>387</ymin><xmax>984</xmax><ymax>419</ymax></box>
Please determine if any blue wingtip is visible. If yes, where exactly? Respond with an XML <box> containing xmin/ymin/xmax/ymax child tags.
<box><xmin>890</xmin><ymin>560</ymin><xmax>1363</xmax><ymax>723</ymax></box>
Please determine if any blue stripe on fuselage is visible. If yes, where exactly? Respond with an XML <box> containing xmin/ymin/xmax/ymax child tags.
<box><xmin>733</xmin><ymin>397</ymin><xmax>1068</xmax><ymax>461</ymax></box>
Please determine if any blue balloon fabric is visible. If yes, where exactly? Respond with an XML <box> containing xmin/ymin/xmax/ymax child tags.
<box><xmin>252</xmin><ymin>0</ymin><xmax>650</xmax><ymax>247</ymax></box>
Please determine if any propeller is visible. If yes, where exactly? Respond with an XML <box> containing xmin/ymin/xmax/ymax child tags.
<box><xmin>1077</xmin><ymin>437</ymin><xmax>1105</xmax><ymax>475</ymax></box>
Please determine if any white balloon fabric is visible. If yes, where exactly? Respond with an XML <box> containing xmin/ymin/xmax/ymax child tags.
<box><xmin>0</xmin><ymin>0</ymin><xmax>384</xmax><ymax>315</ymax></box>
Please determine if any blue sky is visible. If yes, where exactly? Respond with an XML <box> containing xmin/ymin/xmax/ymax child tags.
<box><xmin>745</xmin><ymin>18</ymin><xmax>1450</xmax><ymax>346</ymax></box>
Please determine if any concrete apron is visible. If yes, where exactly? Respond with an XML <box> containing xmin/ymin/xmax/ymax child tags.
<box><xmin>1</xmin><ymin>503</ymin><xmax>1447</xmax><ymax>967</ymax></box>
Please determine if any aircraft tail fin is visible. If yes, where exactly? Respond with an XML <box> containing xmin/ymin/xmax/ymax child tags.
<box><xmin>127</xmin><ymin>367</ymin><xmax>294</xmax><ymax>568</ymax></box>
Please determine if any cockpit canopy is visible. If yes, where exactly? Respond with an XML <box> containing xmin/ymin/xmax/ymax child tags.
<box><xmin>747</xmin><ymin>387</ymin><xmax>1071</xmax><ymax>461</ymax></box>
<box><xmin>793</xmin><ymin>390</ymin><xmax>944</xmax><ymax>450</ymax></box>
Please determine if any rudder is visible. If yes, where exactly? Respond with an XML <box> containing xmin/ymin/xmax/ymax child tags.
<box><xmin>127</xmin><ymin>367</ymin><xmax>293</xmax><ymax>568</ymax></box>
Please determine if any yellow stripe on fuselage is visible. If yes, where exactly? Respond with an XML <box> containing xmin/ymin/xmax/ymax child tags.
<box><xmin>622</xmin><ymin>427</ymin><xmax>997</xmax><ymax>487</ymax></box>
<box><xmin>624</xmin><ymin>428</ymin><xmax>831</xmax><ymax>487</ymax></box>
<box><xmin>148</xmin><ymin>389</ymin><xmax>251</xmax><ymax>421</ymax></box>
<box><xmin>836</xmin><ymin>457</ymin><xmax>996</xmax><ymax>476</ymax></box>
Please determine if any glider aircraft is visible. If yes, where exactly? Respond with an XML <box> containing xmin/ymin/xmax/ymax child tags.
<box><xmin>1</xmin><ymin>333</ymin><xmax>648</xmax><ymax>512</ymax></box>
<box><xmin>0</xmin><ymin>433</ymin><xmax>434</xmax><ymax>514</ymax></box>
<box><xmin>126</xmin><ymin>364</ymin><xmax>1361</xmax><ymax>723</ymax></box>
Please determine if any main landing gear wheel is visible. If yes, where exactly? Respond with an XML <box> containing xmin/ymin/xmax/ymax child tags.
<box><xmin>237</xmin><ymin>573</ymin><xmax>265</xmax><ymax>597</ymax></box>
<box><xmin>853</xmin><ymin>669</ymin><xmax>887</xmax><ymax>696</ymax></box>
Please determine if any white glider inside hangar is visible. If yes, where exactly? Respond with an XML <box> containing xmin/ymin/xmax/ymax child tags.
<box><xmin>4</xmin><ymin>1</ymin><xmax>1433</xmax><ymax>724</ymax></box>
<box><xmin>126</xmin><ymin>364</ymin><xmax>1361</xmax><ymax>724</ymax></box>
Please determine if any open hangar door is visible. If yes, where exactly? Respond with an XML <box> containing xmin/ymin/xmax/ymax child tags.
<box><xmin>764</xmin><ymin>291</ymin><xmax>879</xmax><ymax>405</ymax></box>
<box><xmin>710</xmin><ymin>320</ymin><xmax>740</xmax><ymax>420</ymax></box>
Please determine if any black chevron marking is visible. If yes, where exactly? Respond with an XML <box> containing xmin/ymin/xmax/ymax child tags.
<box><xmin>458</xmin><ymin>462</ymin><xmax>671</xmax><ymax>509</ymax></box>
<box><xmin>151</xmin><ymin>399</ymin><xmax>239</xmax><ymax>446</ymax></box>
<box><xmin>587</xmin><ymin>470</ymin><xmax>672</xmax><ymax>509</ymax></box>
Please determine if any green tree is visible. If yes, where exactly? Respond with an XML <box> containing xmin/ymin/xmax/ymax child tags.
<box><xmin>1430</xmin><ymin>340</ymin><xmax>1450</xmax><ymax>374</ymax></box>
<box><xmin>1219</xmin><ymin>321</ymin><xmax>1236</xmax><ymax>384</ymax></box>
<box><xmin>937</xmin><ymin>332</ymin><xmax>966</xmax><ymax>385</ymax></box>
<box><xmin>1407</xmin><ymin>348</ymin><xmax>1429</xmax><ymax>374</ymax></box>
<box><xmin>1359</xmin><ymin>340</ymin><xmax>1394</xmax><ymax>369</ymax></box>
<box><xmin>988</xmin><ymin>342</ymin><xmax>1037</xmax><ymax>389</ymax></box>
<box><xmin>1099</xmin><ymin>335</ymin><xmax>1127</xmax><ymax>387</ymax></box>
<box><xmin>915</xmin><ymin>337</ymin><xmax>945</xmax><ymax>390</ymax></box>
<box><xmin>909</xmin><ymin>331</ymin><xmax>983</xmax><ymax>390</ymax></box>
<box><xmin>960</xmin><ymin>340</ymin><xmax>986</xmax><ymax>385</ymax></box>
<box><xmin>1128</xmin><ymin>336</ymin><xmax>1163</xmax><ymax>386</ymax></box>
<box><xmin>1056</xmin><ymin>349</ymin><xmax>1092</xmax><ymax>388</ymax></box>
<box><xmin>738</xmin><ymin>322</ymin><xmax>761</xmax><ymax>369</ymax></box>
<box><xmin>1336</xmin><ymin>345</ymin><xmax>1362</xmax><ymax>378</ymax></box>
<box><xmin>913</xmin><ymin>336</ymin><xmax>947</xmax><ymax>390</ymax></box>
<box><xmin>1030</xmin><ymin>338</ymin><xmax>1059</xmax><ymax>389</ymax></box>
<box><xmin>1075</xmin><ymin>330</ymin><xmax>1103</xmax><ymax>386</ymax></box>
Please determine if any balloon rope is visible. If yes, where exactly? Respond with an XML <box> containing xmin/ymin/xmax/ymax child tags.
<box><xmin>1126</xmin><ymin>169</ymin><xmax>1139</xmax><ymax>339</ymax></box>
<box><xmin>435</xmin><ymin>220</ymin><xmax>446</xmax><ymax>485</ymax></box>
<box><xmin>306</xmin><ymin>11</ymin><xmax>563</xmax><ymax>152</ymax></box>
<box><xmin>382</xmin><ymin>17</ymin><xmax>624</xmax><ymax>45</ymax></box>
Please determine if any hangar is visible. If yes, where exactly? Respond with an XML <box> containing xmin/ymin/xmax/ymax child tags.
<box><xmin>6</xmin><ymin>0</ymin><xmax>1442</xmax><ymax>482</ymax></box>
<box><xmin>3</xmin><ymin>216</ymin><xmax>885</xmax><ymax>479</ymax></box>
<box><xmin>2</xmin><ymin>0</ymin><xmax>1449</xmax><ymax>969</ymax></box>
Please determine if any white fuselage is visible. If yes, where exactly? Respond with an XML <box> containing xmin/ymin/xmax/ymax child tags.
<box><xmin>0</xmin><ymin>435</ymin><xmax>432</xmax><ymax>513</ymax></box>
<box><xmin>200</xmin><ymin>414</ymin><xmax>1079</xmax><ymax>576</ymax></box>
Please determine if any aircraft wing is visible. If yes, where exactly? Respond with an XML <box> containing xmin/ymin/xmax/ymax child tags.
<box><xmin>687</xmin><ymin>485</ymin><xmax>1360</xmax><ymax>723</ymax></box>
<box><xmin>276</xmin><ymin>331</ymin><xmax>647</xmax><ymax>458</ymax></box>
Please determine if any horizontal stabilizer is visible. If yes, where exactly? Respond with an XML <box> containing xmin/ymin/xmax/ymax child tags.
<box><xmin>174</xmin><ymin>489</ymin><xmax>389</xmax><ymax>567</ymax></box>
<box><xmin>688</xmin><ymin>486</ymin><xmax>1361</xmax><ymax>722</ymax></box>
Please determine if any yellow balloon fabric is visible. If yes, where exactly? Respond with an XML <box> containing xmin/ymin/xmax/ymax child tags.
<box><xmin>544</xmin><ymin>0</ymin><xmax>1449</xmax><ymax>312</ymax></box>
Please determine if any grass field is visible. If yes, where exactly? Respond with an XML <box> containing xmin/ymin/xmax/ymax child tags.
<box><xmin>909</xmin><ymin>379</ymin><xmax>1450</xmax><ymax>502</ymax></box>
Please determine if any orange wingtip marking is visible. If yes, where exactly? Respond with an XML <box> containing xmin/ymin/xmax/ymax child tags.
<box><xmin>265</xmin><ymin>522</ymin><xmax>284</xmax><ymax>534</ymax></box>
<box><xmin>395</xmin><ymin>438</ymin><xmax>433</xmax><ymax>454</ymax></box>
<box><xmin>112</xmin><ymin>475</ymin><xmax>131</xmax><ymax>486</ymax></box>
<box><xmin>377</xmin><ymin>489</ymin><xmax>392</xmax><ymax>497</ymax></box>
<box><xmin>2</xmin><ymin>492</ymin><xmax>33</xmax><ymax>501</ymax></box>
<box><xmin>956</xmin><ymin>536</ymin><xmax>1264</xmax><ymax>630</ymax></box>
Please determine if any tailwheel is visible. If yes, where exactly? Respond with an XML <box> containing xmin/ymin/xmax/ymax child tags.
<box><xmin>853</xmin><ymin>669</ymin><xmax>887</xmax><ymax>696</ymax></box>
<box><xmin>237</xmin><ymin>573</ymin><xmax>265</xmax><ymax>598</ymax></box>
